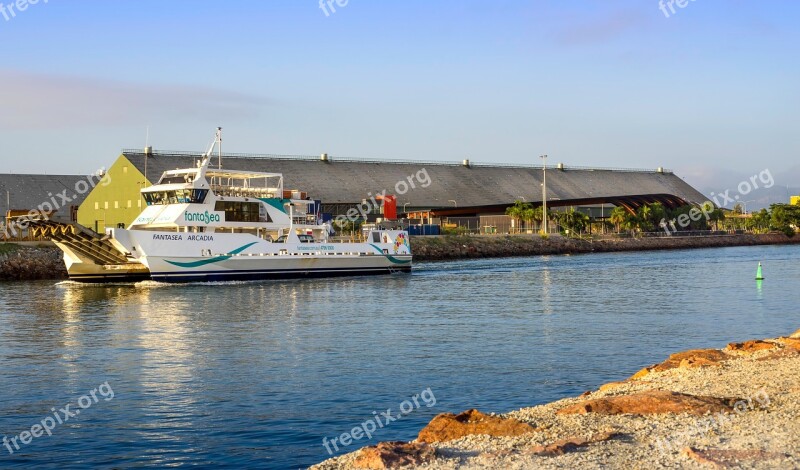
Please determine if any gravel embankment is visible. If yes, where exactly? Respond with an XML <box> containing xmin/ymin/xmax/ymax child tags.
<box><xmin>313</xmin><ymin>331</ymin><xmax>800</xmax><ymax>469</ymax></box>
<box><xmin>0</xmin><ymin>244</ymin><xmax>67</xmax><ymax>281</ymax></box>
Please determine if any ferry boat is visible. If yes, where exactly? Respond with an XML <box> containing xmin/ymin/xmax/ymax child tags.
<box><xmin>42</xmin><ymin>129</ymin><xmax>412</xmax><ymax>283</ymax></box>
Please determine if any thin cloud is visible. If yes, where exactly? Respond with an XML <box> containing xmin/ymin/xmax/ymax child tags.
<box><xmin>553</xmin><ymin>9</ymin><xmax>648</xmax><ymax>46</ymax></box>
<box><xmin>0</xmin><ymin>70</ymin><xmax>269</xmax><ymax>130</ymax></box>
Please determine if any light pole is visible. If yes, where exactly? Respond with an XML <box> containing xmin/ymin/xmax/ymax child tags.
<box><xmin>403</xmin><ymin>202</ymin><xmax>410</xmax><ymax>214</ymax></box>
<box><xmin>540</xmin><ymin>155</ymin><xmax>548</xmax><ymax>234</ymax></box>
<box><xmin>518</xmin><ymin>196</ymin><xmax>526</xmax><ymax>202</ymax></box>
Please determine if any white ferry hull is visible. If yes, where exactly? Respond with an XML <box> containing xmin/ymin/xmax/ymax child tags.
<box><xmin>62</xmin><ymin>230</ymin><xmax>412</xmax><ymax>283</ymax></box>
<box><xmin>145</xmin><ymin>255</ymin><xmax>411</xmax><ymax>283</ymax></box>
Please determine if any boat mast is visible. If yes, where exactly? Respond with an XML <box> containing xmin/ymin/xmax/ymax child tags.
<box><xmin>217</xmin><ymin>127</ymin><xmax>223</xmax><ymax>170</ymax></box>
<box><xmin>202</xmin><ymin>127</ymin><xmax>223</xmax><ymax>167</ymax></box>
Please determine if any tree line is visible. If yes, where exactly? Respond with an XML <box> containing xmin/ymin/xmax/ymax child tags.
<box><xmin>506</xmin><ymin>200</ymin><xmax>800</xmax><ymax>237</ymax></box>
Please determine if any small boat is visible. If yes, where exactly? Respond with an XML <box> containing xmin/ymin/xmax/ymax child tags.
<box><xmin>44</xmin><ymin>129</ymin><xmax>412</xmax><ymax>283</ymax></box>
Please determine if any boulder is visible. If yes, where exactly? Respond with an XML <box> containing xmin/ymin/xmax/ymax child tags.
<box><xmin>557</xmin><ymin>390</ymin><xmax>739</xmax><ymax>416</ymax></box>
<box><xmin>776</xmin><ymin>337</ymin><xmax>800</xmax><ymax>351</ymax></box>
<box><xmin>630</xmin><ymin>349</ymin><xmax>730</xmax><ymax>380</ymax></box>
<box><xmin>417</xmin><ymin>409</ymin><xmax>535</xmax><ymax>443</ymax></box>
<box><xmin>353</xmin><ymin>441</ymin><xmax>435</xmax><ymax>469</ymax></box>
<box><xmin>726</xmin><ymin>340</ymin><xmax>778</xmax><ymax>353</ymax></box>
<box><xmin>790</xmin><ymin>328</ymin><xmax>800</xmax><ymax>339</ymax></box>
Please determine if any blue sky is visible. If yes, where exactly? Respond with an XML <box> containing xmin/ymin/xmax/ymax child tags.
<box><xmin>1</xmin><ymin>0</ymin><xmax>799</xmax><ymax>195</ymax></box>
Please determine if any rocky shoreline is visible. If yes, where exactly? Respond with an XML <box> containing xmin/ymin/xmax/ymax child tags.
<box><xmin>0</xmin><ymin>244</ymin><xmax>67</xmax><ymax>281</ymax></box>
<box><xmin>312</xmin><ymin>329</ymin><xmax>800</xmax><ymax>469</ymax></box>
<box><xmin>411</xmin><ymin>232</ymin><xmax>800</xmax><ymax>261</ymax></box>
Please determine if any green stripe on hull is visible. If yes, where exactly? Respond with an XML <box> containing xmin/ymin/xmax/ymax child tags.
<box><xmin>369</xmin><ymin>244</ymin><xmax>412</xmax><ymax>264</ymax></box>
<box><xmin>164</xmin><ymin>242</ymin><xmax>259</xmax><ymax>268</ymax></box>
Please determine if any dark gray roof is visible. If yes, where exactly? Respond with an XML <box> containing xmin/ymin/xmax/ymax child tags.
<box><xmin>0</xmin><ymin>174</ymin><xmax>90</xmax><ymax>218</ymax></box>
<box><xmin>123</xmin><ymin>151</ymin><xmax>708</xmax><ymax>208</ymax></box>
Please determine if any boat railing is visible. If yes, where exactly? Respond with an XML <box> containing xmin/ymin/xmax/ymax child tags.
<box><xmin>328</xmin><ymin>236</ymin><xmax>367</xmax><ymax>243</ymax></box>
<box><xmin>210</xmin><ymin>185</ymin><xmax>279</xmax><ymax>199</ymax></box>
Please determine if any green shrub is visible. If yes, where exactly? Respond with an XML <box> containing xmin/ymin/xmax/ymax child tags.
<box><xmin>0</xmin><ymin>244</ymin><xmax>20</xmax><ymax>255</ymax></box>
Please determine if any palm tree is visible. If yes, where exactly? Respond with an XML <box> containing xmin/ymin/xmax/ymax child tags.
<box><xmin>558</xmin><ymin>209</ymin><xmax>590</xmax><ymax>236</ymax></box>
<box><xmin>609</xmin><ymin>206</ymin><xmax>629</xmax><ymax>233</ymax></box>
<box><xmin>520</xmin><ymin>206</ymin><xmax>535</xmax><ymax>233</ymax></box>
<box><xmin>505</xmin><ymin>200</ymin><xmax>531</xmax><ymax>233</ymax></box>
<box><xmin>701</xmin><ymin>201</ymin><xmax>725</xmax><ymax>231</ymax></box>
<box><xmin>637</xmin><ymin>205</ymin><xmax>653</xmax><ymax>231</ymax></box>
<box><xmin>531</xmin><ymin>206</ymin><xmax>545</xmax><ymax>232</ymax></box>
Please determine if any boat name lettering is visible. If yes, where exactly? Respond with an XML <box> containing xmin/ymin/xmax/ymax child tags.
<box><xmin>184</xmin><ymin>211</ymin><xmax>221</xmax><ymax>224</ymax></box>
<box><xmin>153</xmin><ymin>234</ymin><xmax>183</xmax><ymax>241</ymax></box>
<box><xmin>187</xmin><ymin>235</ymin><xmax>214</xmax><ymax>242</ymax></box>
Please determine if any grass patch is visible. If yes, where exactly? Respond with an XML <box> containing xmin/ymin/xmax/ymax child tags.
<box><xmin>0</xmin><ymin>243</ymin><xmax>20</xmax><ymax>255</ymax></box>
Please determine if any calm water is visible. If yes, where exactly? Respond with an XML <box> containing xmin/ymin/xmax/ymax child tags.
<box><xmin>1</xmin><ymin>245</ymin><xmax>798</xmax><ymax>469</ymax></box>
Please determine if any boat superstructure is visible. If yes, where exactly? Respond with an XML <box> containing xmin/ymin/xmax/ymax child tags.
<box><xmin>45</xmin><ymin>129</ymin><xmax>412</xmax><ymax>283</ymax></box>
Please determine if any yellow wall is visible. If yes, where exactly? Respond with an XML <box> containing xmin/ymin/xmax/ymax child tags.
<box><xmin>78</xmin><ymin>155</ymin><xmax>150</xmax><ymax>233</ymax></box>
<box><xmin>792</xmin><ymin>196</ymin><xmax>800</xmax><ymax>206</ymax></box>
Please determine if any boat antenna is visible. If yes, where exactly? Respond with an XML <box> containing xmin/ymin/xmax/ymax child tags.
<box><xmin>217</xmin><ymin>127</ymin><xmax>223</xmax><ymax>170</ymax></box>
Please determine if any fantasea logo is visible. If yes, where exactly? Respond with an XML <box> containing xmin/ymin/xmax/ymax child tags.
<box><xmin>184</xmin><ymin>211</ymin><xmax>221</xmax><ymax>224</ymax></box>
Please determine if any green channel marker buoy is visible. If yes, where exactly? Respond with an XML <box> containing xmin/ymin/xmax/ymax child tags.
<box><xmin>756</xmin><ymin>262</ymin><xmax>764</xmax><ymax>280</ymax></box>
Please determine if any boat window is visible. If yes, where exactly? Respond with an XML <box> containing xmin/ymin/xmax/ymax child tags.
<box><xmin>214</xmin><ymin>201</ymin><xmax>270</xmax><ymax>223</ymax></box>
<box><xmin>159</xmin><ymin>175</ymin><xmax>192</xmax><ymax>185</ymax></box>
<box><xmin>144</xmin><ymin>189</ymin><xmax>208</xmax><ymax>206</ymax></box>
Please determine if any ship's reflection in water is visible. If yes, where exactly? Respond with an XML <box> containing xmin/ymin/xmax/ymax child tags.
<box><xmin>1</xmin><ymin>245</ymin><xmax>798</xmax><ymax>468</ymax></box>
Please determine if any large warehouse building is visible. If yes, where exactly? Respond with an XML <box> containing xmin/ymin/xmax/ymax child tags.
<box><xmin>69</xmin><ymin>149</ymin><xmax>708</xmax><ymax>232</ymax></box>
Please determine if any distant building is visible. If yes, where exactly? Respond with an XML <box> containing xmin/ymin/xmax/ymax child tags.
<box><xmin>74</xmin><ymin>160</ymin><xmax>148</xmax><ymax>233</ymax></box>
<box><xmin>0</xmin><ymin>174</ymin><xmax>97</xmax><ymax>240</ymax></box>
<box><xmin>73</xmin><ymin>149</ymin><xmax>708</xmax><ymax>232</ymax></box>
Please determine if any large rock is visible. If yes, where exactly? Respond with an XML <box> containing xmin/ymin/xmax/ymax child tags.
<box><xmin>631</xmin><ymin>349</ymin><xmax>730</xmax><ymax>379</ymax></box>
<box><xmin>417</xmin><ymin>409</ymin><xmax>535</xmax><ymax>443</ymax></box>
<box><xmin>788</xmin><ymin>328</ymin><xmax>800</xmax><ymax>339</ymax></box>
<box><xmin>353</xmin><ymin>442</ymin><xmax>435</xmax><ymax>469</ymax></box>
<box><xmin>557</xmin><ymin>390</ymin><xmax>739</xmax><ymax>416</ymax></box>
<box><xmin>726</xmin><ymin>340</ymin><xmax>778</xmax><ymax>353</ymax></box>
<box><xmin>776</xmin><ymin>337</ymin><xmax>800</xmax><ymax>351</ymax></box>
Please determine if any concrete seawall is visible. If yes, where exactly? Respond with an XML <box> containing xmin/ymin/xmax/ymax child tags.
<box><xmin>411</xmin><ymin>233</ymin><xmax>800</xmax><ymax>261</ymax></box>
